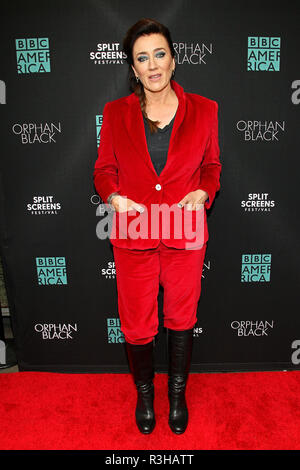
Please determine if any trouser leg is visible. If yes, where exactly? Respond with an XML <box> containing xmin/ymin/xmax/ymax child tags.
<box><xmin>159</xmin><ymin>241</ymin><xmax>207</xmax><ymax>331</ymax></box>
<box><xmin>113</xmin><ymin>245</ymin><xmax>160</xmax><ymax>345</ymax></box>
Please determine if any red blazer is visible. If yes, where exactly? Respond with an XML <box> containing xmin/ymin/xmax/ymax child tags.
<box><xmin>93</xmin><ymin>79</ymin><xmax>222</xmax><ymax>250</ymax></box>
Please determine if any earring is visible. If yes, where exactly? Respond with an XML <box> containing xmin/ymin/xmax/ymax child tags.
<box><xmin>135</xmin><ymin>75</ymin><xmax>139</xmax><ymax>82</ymax></box>
<box><xmin>172</xmin><ymin>69</ymin><xmax>175</xmax><ymax>77</ymax></box>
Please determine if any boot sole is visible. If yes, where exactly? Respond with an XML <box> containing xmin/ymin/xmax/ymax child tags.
<box><xmin>168</xmin><ymin>420</ymin><xmax>188</xmax><ymax>434</ymax></box>
<box><xmin>137</xmin><ymin>421</ymin><xmax>156</xmax><ymax>434</ymax></box>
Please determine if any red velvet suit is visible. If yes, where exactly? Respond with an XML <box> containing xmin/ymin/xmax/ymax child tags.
<box><xmin>93</xmin><ymin>79</ymin><xmax>221</xmax><ymax>250</ymax></box>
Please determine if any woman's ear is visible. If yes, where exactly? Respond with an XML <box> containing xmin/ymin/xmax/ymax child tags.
<box><xmin>131</xmin><ymin>64</ymin><xmax>136</xmax><ymax>76</ymax></box>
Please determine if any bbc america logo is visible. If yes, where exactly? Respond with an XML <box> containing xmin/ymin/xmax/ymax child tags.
<box><xmin>247</xmin><ymin>37</ymin><xmax>280</xmax><ymax>71</ymax></box>
<box><xmin>36</xmin><ymin>257</ymin><xmax>67</xmax><ymax>285</ymax></box>
<box><xmin>15</xmin><ymin>37</ymin><xmax>51</xmax><ymax>73</ymax></box>
<box><xmin>107</xmin><ymin>318</ymin><xmax>125</xmax><ymax>343</ymax></box>
<box><xmin>241</xmin><ymin>254</ymin><xmax>271</xmax><ymax>282</ymax></box>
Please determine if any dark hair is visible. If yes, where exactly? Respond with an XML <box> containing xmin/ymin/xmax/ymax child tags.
<box><xmin>122</xmin><ymin>18</ymin><xmax>176</xmax><ymax>134</ymax></box>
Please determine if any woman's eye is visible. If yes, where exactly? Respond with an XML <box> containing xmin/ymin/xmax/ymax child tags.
<box><xmin>137</xmin><ymin>56</ymin><xmax>147</xmax><ymax>62</ymax></box>
<box><xmin>137</xmin><ymin>51</ymin><xmax>166</xmax><ymax>62</ymax></box>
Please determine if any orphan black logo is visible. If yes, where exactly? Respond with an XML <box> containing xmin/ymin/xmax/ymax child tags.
<box><xmin>231</xmin><ymin>320</ymin><xmax>274</xmax><ymax>336</ymax></box>
<box><xmin>34</xmin><ymin>323</ymin><xmax>78</xmax><ymax>339</ymax></box>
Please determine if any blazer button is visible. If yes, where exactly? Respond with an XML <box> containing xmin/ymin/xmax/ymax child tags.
<box><xmin>155</xmin><ymin>184</ymin><xmax>162</xmax><ymax>191</ymax></box>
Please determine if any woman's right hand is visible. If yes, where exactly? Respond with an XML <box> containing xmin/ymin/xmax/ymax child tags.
<box><xmin>111</xmin><ymin>195</ymin><xmax>144</xmax><ymax>213</ymax></box>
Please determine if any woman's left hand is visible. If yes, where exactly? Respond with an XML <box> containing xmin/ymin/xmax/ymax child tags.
<box><xmin>177</xmin><ymin>189</ymin><xmax>209</xmax><ymax>210</ymax></box>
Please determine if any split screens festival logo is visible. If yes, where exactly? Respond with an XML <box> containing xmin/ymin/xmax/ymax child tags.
<box><xmin>90</xmin><ymin>43</ymin><xmax>125</xmax><ymax>64</ymax></box>
<box><xmin>101</xmin><ymin>260</ymin><xmax>116</xmax><ymax>279</ymax></box>
<box><xmin>241</xmin><ymin>193</ymin><xmax>275</xmax><ymax>212</ymax></box>
<box><xmin>15</xmin><ymin>38</ymin><xmax>51</xmax><ymax>73</ymax></box>
<box><xmin>27</xmin><ymin>196</ymin><xmax>62</xmax><ymax>215</ymax></box>
<box><xmin>247</xmin><ymin>37</ymin><xmax>280</xmax><ymax>71</ymax></box>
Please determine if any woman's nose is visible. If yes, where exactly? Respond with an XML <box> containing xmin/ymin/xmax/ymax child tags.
<box><xmin>148</xmin><ymin>56</ymin><xmax>158</xmax><ymax>70</ymax></box>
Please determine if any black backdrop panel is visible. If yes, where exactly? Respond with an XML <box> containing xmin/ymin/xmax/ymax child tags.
<box><xmin>1</xmin><ymin>0</ymin><xmax>300</xmax><ymax>372</ymax></box>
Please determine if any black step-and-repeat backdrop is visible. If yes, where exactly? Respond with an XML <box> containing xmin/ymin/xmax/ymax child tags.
<box><xmin>1</xmin><ymin>0</ymin><xmax>300</xmax><ymax>373</ymax></box>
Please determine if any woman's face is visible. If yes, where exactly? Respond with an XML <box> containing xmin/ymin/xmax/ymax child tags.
<box><xmin>131</xmin><ymin>33</ymin><xmax>175</xmax><ymax>94</ymax></box>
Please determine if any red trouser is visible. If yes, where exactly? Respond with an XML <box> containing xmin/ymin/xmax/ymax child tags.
<box><xmin>112</xmin><ymin>240</ymin><xmax>207</xmax><ymax>345</ymax></box>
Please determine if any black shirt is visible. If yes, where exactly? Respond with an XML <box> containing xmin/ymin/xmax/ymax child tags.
<box><xmin>143</xmin><ymin>113</ymin><xmax>176</xmax><ymax>176</ymax></box>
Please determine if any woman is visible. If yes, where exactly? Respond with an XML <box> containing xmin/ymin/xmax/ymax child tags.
<box><xmin>93</xmin><ymin>18</ymin><xmax>222</xmax><ymax>435</ymax></box>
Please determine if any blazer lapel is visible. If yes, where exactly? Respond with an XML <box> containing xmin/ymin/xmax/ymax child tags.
<box><xmin>124</xmin><ymin>80</ymin><xmax>186</xmax><ymax>178</ymax></box>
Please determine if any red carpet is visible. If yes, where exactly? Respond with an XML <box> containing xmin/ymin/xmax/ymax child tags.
<box><xmin>0</xmin><ymin>370</ymin><xmax>300</xmax><ymax>450</ymax></box>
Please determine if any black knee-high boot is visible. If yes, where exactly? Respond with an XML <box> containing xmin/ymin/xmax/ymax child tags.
<box><xmin>167</xmin><ymin>328</ymin><xmax>194</xmax><ymax>434</ymax></box>
<box><xmin>125</xmin><ymin>340</ymin><xmax>156</xmax><ymax>434</ymax></box>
